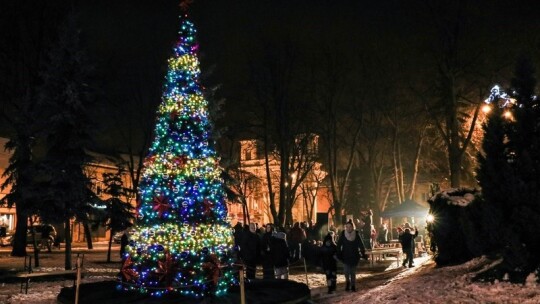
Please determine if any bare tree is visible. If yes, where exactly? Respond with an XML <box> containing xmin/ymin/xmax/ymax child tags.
<box><xmin>245</xmin><ymin>29</ymin><xmax>321</xmax><ymax>226</ymax></box>
<box><xmin>225</xmin><ymin>167</ymin><xmax>259</xmax><ymax>225</ymax></box>
<box><xmin>310</xmin><ymin>50</ymin><xmax>364</xmax><ymax>227</ymax></box>
<box><xmin>419</xmin><ymin>0</ymin><xmax>497</xmax><ymax>187</ymax></box>
<box><xmin>300</xmin><ymin>164</ymin><xmax>326</xmax><ymax>226</ymax></box>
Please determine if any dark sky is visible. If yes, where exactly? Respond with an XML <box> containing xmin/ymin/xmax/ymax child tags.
<box><xmin>2</xmin><ymin>0</ymin><xmax>540</xmax><ymax>152</ymax></box>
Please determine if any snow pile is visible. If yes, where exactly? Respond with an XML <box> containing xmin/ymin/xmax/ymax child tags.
<box><xmin>438</xmin><ymin>188</ymin><xmax>477</xmax><ymax>207</ymax></box>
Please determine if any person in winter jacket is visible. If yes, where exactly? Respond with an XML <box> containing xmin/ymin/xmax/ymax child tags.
<box><xmin>337</xmin><ymin>220</ymin><xmax>367</xmax><ymax>292</ymax></box>
<box><xmin>271</xmin><ymin>231</ymin><xmax>290</xmax><ymax>279</ymax></box>
<box><xmin>361</xmin><ymin>210</ymin><xmax>374</xmax><ymax>249</ymax></box>
<box><xmin>377</xmin><ymin>223</ymin><xmax>389</xmax><ymax>245</ymax></box>
<box><xmin>261</xmin><ymin>224</ymin><xmax>276</xmax><ymax>279</ymax></box>
<box><xmin>399</xmin><ymin>226</ymin><xmax>418</xmax><ymax>267</ymax></box>
<box><xmin>320</xmin><ymin>231</ymin><xmax>338</xmax><ymax>294</ymax></box>
<box><xmin>240</xmin><ymin>223</ymin><xmax>261</xmax><ymax>279</ymax></box>
<box><xmin>288</xmin><ymin>222</ymin><xmax>307</xmax><ymax>261</ymax></box>
<box><xmin>233</xmin><ymin>222</ymin><xmax>244</xmax><ymax>247</ymax></box>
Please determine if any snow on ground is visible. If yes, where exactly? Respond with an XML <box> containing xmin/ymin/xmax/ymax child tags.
<box><xmin>318</xmin><ymin>256</ymin><xmax>540</xmax><ymax>304</ymax></box>
<box><xmin>0</xmin><ymin>276</ymin><xmax>116</xmax><ymax>304</ymax></box>
<box><xmin>1</xmin><ymin>256</ymin><xmax>539</xmax><ymax>303</ymax></box>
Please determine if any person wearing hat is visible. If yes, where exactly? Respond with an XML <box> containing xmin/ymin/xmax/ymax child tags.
<box><xmin>337</xmin><ymin>219</ymin><xmax>367</xmax><ymax>292</ymax></box>
<box><xmin>320</xmin><ymin>231</ymin><xmax>338</xmax><ymax>294</ymax></box>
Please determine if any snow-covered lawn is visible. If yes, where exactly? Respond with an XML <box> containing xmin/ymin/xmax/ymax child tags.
<box><xmin>1</xmin><ymin>256</ymin><xmax>539</xmax><ymax>303</ymax></box>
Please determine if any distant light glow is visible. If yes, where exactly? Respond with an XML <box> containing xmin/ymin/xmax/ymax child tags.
<box><xmin>485</xmin><ymin>85</ymin><xmax>516</xmax><ymax>108</ymax></box>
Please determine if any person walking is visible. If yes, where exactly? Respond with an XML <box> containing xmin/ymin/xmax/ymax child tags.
<box><xmin>320</xmin><ymin>231</ymin><xmax>338</xmax><ymax>294</ymax></box>
<box><xmin>337</xmin><ymin>220</ymin><xmax>367</xmax><ymax>292</ymax></box>
<box><xmin>399</xmin><ymin>226</ymin><xmax>418</xmax><ymax>267</ymax></box>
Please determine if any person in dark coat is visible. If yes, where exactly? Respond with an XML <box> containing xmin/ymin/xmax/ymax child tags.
<box><xmin>120</xmin><ymin>231</ymin><xmax>129</xmax><ymax>259</ymax></box>
<box><xmin>361</xmin><ymin>210</ymin><xmax>374</xmax><ymax>249</ymax></box>
<box><xmin>41</xmin><ymin>225</ymin><xmax>55</xmax><ymax>252</ymax></box>
<box><xmin>270</xmin><ymin>231</ymin><xmax>289</xmax><ymax>279</ymax></box>
<box><xmin>337</xmin><ymin>220</ymin><xmax>367</xmax><ymax>292</ymax></box>
<box><xmin>261</xmin><ymin>224</ymin><xmax>275</xmax><ymax>279</ymax></box>
<box><xmin>377</xmin><ymin>223</ymin><xmax>389</xmax><ymax>245</ymax></box>
<box><xmin>240</xmin><ymin>223</ymin><xmax>261</xmax><ymax>279</ymax></box>
<box><xmin>320</xmin><ymin>231</ymin><xmax>338</xmax><ymax>294</ymax></box>
<box><xmin>233</xmin><ymin>222</ymin><xmax>244</xmax><ymax>248</ymax></box>
<box><xmin>288</xmin><ymin>222</ymin><xmax>306</xmax><ymax>261</ymax></box>
<box><xmin>399</xmin><ymin>226</ymin><xmax>418</xmax><ymax>267</ymax></box>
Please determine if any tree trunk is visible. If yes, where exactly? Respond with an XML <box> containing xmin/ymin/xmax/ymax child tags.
<box><xmin>64</xmin><ymin>218</ymin><xmax>72</xmax><ymax>270</ymax></box>
<box><xmin>107</xmin><ymin>231</ymin><xmax>113</xmax><ymax>263</ymax></box>
<box><xmin>392</xmin><ymin>128</ymin><xmax>404</xmax><ymax>203</ymax></box>
<box><xmin>449</xmin><ymin>147</ymin><xmax>462</xmax><ymax>188</ymax></box>
<box><xmin>407</xmin><ymin>123</ymin><xmax>427</xmax><ymax>200</ymax></box>
<box><xmin>242</xmin><ymin>199</ymin><xmax>250</xmax><ymax>225</ymax></box>
<box><xmin>11</xmin><ymin>210</ymin><xmax>27</xmax><ymax>257</ymax></box>
<box><xmin>30</xmin><ymin>225</ymin><xmax>40</xmax><ymax>267</ymax></box>
<box><xmin>285</xmin><ymin>200</ymin><xmax>293</xmax><ymax>226</ymax></box>
<box><xmin>277</xmin><ymin>150</ymin><xmax>289</xmax><ymax>227</ymax></box>
<box><xmin>83</xmin><ymin>220</ymin><xmax>93</xmax><ymax>249</ymax></box>
<box><xmin>263</xmin><ymin>131</ymin><xmax>278</xmax><ymax>225</ymax></box>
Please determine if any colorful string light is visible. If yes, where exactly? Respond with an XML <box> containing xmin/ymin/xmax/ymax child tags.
<box><xmin>118</xmin><ymin>13</ymin><xmax>236</xmax><ymax>298</ymax></box>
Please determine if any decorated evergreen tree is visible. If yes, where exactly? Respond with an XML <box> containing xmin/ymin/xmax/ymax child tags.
<box><xmin>476</xmin><ymin>56</ymin><xmax>540</xmax><ymax>278</ymax></box>
<box><xmin>119</xmin><ymin>5</ymin><xmax>236</xmax><ymax>298</ymax></box>
<box><xmin>504</xmin><ymin>56</ymin><xmax>540</xmax><ymax>272</ymax></box>
<box><xmin>477</xmin><ymin>86</ymin><xmax>517</xmax><ymax>209</ymax></box>
<box><xmin>475</xmin><ymin>87</ymin><xmax>516</xmax><ymax>254</ymax></box>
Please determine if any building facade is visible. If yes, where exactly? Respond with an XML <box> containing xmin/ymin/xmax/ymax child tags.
<box><xmin>0</xmin><ymin>137</ymin><xmax>136</xmax><ymax>242</ymax></box>
<box><xmin>227</xmin><ymin>136</ymin><xmax>332</xmax><ymax>227</ymax></box>
<box><xmin>0</xmin><ymin>137</ymin><xmax>15</xmax><ymax>232</ymax></box>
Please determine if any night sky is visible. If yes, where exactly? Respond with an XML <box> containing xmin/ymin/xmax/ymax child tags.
<box><xmin>1</xmin><ymin>0</ymin><xmax>540</xmax><ymax>153</ymax></box>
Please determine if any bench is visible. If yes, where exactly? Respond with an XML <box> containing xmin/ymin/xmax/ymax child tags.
<box><xmin>16</xmin><ymin>270</ymin><xmax>82</xmax><ymax>294</ymax></box>
<box><xmin>17</xmin><ymin>253</ymin><xmax>85</xmax><ymax>294</ymax></box>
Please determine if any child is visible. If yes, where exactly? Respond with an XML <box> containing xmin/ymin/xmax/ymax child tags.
<box><xmin>321</xmin><ymin>231</ymin><xmax>338</xmax><ymax>294</ymax></box>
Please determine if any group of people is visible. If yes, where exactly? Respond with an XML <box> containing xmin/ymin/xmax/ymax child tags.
<box><xmin>234</xmin><ymin>219</ymin><xmax>370</xmax><ymax>294</ymax></box>
<box><xmin>320</xmin><ymin>220</ymin><xmax>368</xmax><ymax>293</ymax></box>
<box><xmin>234</xmin><ymin>222</ymin><xmax>290</xmax><ymax>280</ymax></box>
<box><xmin>234</xmin><ymin>217</ymin><xmax>420</xmax><ymax>295</ymax></box>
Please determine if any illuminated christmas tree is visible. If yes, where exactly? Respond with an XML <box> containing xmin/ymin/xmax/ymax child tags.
<box><xmin>119</xmin><ymin>5</ymin><xmax>236</xmax><ymax>298</ymax></box>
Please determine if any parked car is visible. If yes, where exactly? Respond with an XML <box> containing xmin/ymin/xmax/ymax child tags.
<box><xmin>9</xmin><ymin>224</ymin><xmax>57</xmax><ymax>250</ymax></box>
<box><xmin>0</xmin><ymin>226</ymin><xmax>11</xmax><ymax>246</ymax></box>
<box><xmin>113</xmin><ymin>230</ymin><xmax>127</xmax><ymax>244</ymax></box>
